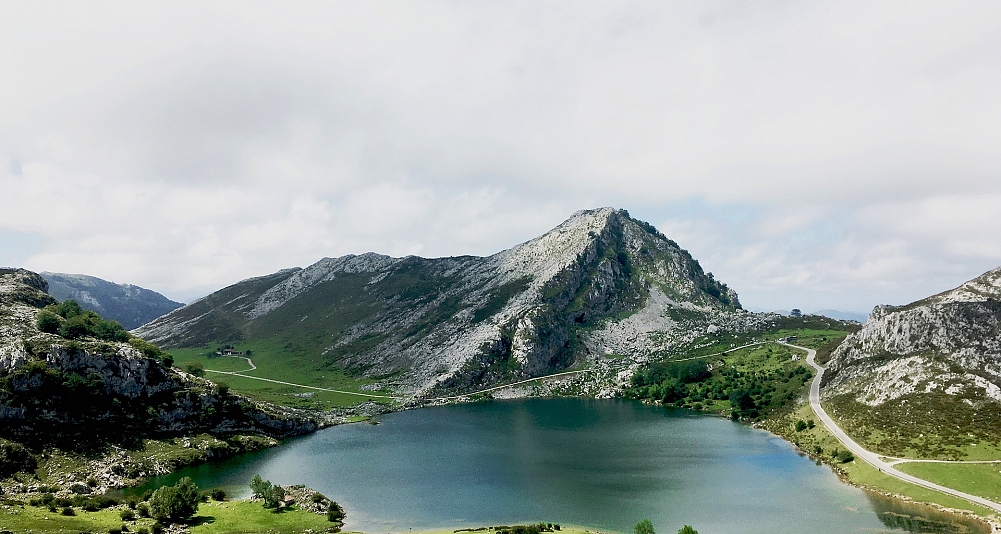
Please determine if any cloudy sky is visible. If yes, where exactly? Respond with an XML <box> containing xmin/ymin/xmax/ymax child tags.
<box><xmin>2</xmin><ymin>1</ymin><xmax>1000</xmax><ymax>313</ymax></box>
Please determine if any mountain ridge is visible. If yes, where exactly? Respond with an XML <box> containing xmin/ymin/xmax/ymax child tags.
<box><xmin>41</xmin><ymin>272</ymin><xmax>184</xmax><ymax>329</ymax></box>
<box><xmin>137</xmin><ymin>208</ymin><xmax>743</xmax><ymax>396</ymax></box>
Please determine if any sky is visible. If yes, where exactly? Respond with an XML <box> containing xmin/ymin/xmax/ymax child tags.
<box><xmin>2</xmin><ymin>1</ymin><xmax>1000</xmax><ymax>313</ymax></box>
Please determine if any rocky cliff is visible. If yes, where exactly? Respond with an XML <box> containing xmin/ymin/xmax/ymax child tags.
<box><xmin>0</xmin><ymin>269</ymin><xmax>316</xmax><ymax>451</ymax></box>
<box><xmin>822</xmin><ymin>266</ymin><xmax>1001</xmax><ymax>457</ymax></box>
<box><xmin>137</xmin><ymin>208</ymin><xmax>744</xmax><ymax>396</ymax></box>
<box><xmin>41</xmin><ymin>272</ymin><xmax>184</xmax><ymax>330</ymax></box>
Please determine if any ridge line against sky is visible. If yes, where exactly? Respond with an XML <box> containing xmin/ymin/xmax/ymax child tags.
<box><xmin>2</xmin><ymin>1</ymin><xmax>1000</xmax><ymax>311</ymax></box>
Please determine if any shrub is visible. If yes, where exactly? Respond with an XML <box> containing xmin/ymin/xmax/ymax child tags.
<box><xmin>109</xmin><ymin>528</ymin><xmax>122</xmax><ymax>534</ymax></box>
<box><xmin>151</xmin><ymin>523</ymin><xmax>164</xmax><ymax>534</ymax></box>
<box><xmin>87</xmin><ymin>477</ymin><xmax>99</xmax><ymax>487</ymax></box>
<box><xmin>678</xmin><ymin>527</ymin><xmax>698</xmax><ymax>534</ymax></box>
<box><xmin>210</xmin><ymin>488</ymin><xmax>226</xmax><ymax>501</ymax></box>
<box><xmin>836</xmin><ymin>450</ymin><xmax>855</xmax><ymax>463</ymax></box>
<box><xmin>311</xmin><ymin>492</ymin><xmax>325</xmax><ymax>504</ymax></box>
<box><xmin>37</xmin><ymin>310</ymin><xmax>63</xmax><ymax>333</ymax></box>
<box><xmin>161</xmin><ymin>356</ymin><xmax>174</xmax><ymax>368</ymax></box>
<box><xmin>326</xmin><ymin>501</ymin><xmax>345</xmax><ymax>523</ymax></box>
<box><xmin>148</xmin><ymin>477</ymin><xmax>199</xmax><ymax>523</ymax></box>
<box><xmin>121</xmin><ymin>509</ymin><xmax>136</xmax><ymax>521</ymax></box>
<box><xmin>184</xmin><ymin>361</ymin><xmax>205</xmax><ymax>377</ymax></box>
<box><xmin>136</xmin><ymin>529</ymin><xmax>149</xmax><ymax>534</ymax></box>
<box><xmin>60</xmin><ymin>506</ymin><xmax>75</xmax><ymax>516</ymax></box>
<box><xmin>136</xmin><ymin>502</ymin><xmax>150</xmax><ymax>518</ymax></box>
<box><xmin>0</xmin><ymin>439</ymin><xmax>37</xmax><ymax>478</ymax></box>
<box><xmin>795</xmin><ymin>420</ymin><xmax>808</xmax><ymax>432</ymax></box>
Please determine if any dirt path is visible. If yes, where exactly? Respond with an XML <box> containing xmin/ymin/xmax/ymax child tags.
<box><xmin>790</xmin><ymin>341</ymin><xmax>1001</xmax><ymax>513</ymax></box>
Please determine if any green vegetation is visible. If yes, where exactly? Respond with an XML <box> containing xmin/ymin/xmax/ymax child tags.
<box><xmin>827</xmin><ymin>388</ymin><xmax>1001</xmax><ymax>460</ymax></box>
<box><xmin>149</xmin><ymin>477</ymin><xmax>200</xmax><ymax>523</ymax></box>
<box><xmin>762</xmin><ymin>399</ymin><xmax>994</xmax><ymax>516</ymax></box>
<box><xmin>633</xmin><ymin>519</ymin><xmax>654</xmax><ymax>534</ymax></box>
<box><xmin>896</xmin><ymin>462</ymin><xmax>1001</xmax><ymax>502</ymax></box>
<box><xmin>624</xmin><ymin>344</ymin><xmax>813</xmax><ymax>420</ymax></box>
<box><xmin>168</xmin><ymin>339</ymin><xmax>393</xmax><ymax>409</ymax></box>
<box><xmin>36</xmin><ymin>300</ymin><xmax>130</xmax><ymax>342</ymax></box>
<box><xmin>249</xmin><ymin>474</ymin><xmax>285</xmax><ymax>509</ymax></box>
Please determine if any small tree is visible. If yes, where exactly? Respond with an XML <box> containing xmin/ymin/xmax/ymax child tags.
<box><xmin>148</xmin><ymin>477</ymin><xmax>199</xmax><ymax>523</ymax></box>
<box><xmin>678</xmin><ymin>527</ymin><xmax>698</xmax><ymax>534</ymax></box>
<box><xmin>37</xmin><ymin>310</ymin><xmax>62</xmax><ymax>333</ymax></box>
<box><xmin>250</xmin><ymin>474</ymin><xmax>270</xmax><ymax>498</ymax></box>
<box><xmin>184</xmin><ymin>361</ymin><xmax>205</xmax><ymax>377</ymax></box>
<box><xmin>327</xmin><ymin>501</ymin><xmax>346</xmax><ymax>523</ymax></box>
<box><xmin>795</xmin><ymin>420</ymin><xmax>808</xmax><ymax>432</ymax></box>
<box><xmin>634</xmin><ymin>519</ymin><xmax>655</xmax><ymax>534</ymax></box>
<box><xmin>263</xmin><ymin>484</ymin><xmax>285</xmax><ymax>509</ymax></box>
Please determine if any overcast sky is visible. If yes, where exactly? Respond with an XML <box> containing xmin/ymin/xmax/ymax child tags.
<box><xmin>2</xmin><ymin>1</ymin><xmax>1000</xmax><ymax>313</ymax></box>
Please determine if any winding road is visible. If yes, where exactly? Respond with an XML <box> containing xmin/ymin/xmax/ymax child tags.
<box><xmin>789</xmin><ymin>341</ymin><xmax>1001</xmax><ymax>513</ymax></box>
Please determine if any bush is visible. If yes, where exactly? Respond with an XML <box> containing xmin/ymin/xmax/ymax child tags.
<box><xmin>37</xmin><ymin>310</ymin><xmax>63</xmax><ymax>333</ymax></box>
<box><xmin>327</xmin><ymin>501</ymin><xmax>346</xmax><ymax>523</ymax></box>
<box><xmin>678</xmin><ymin>527</ymin><xmax>698</xmax><ymax>534</ymax></box>
<box><xmin>151</xmin><ymin>523</ymin><xmax>164</xmax><ymax>534</ymax></box>
<box><xmin>148</xmin><ymin>477</ymin><xmax>199</xmax><ymax>523</ymax></box>
<box><xmin>311</xmin><ymin>492</ymin><xmax>325</xmax><ymax>504</ymax></box>
<box><xmin>60</xmin><ymin>506</ymin><xmax>75</xmax><ymax>516</ymax></box>
<box><xmin>836</xmin><ymin>450</ymin><xmax>855</xmax><ymax>463</ymax></box>
<box><xmin>0</xmin><ymin>439</ymin><xmax>37</xmax><ymax>478</ymax></box>
<box><xmin>184</xmin><ymin>361</ymin><xmax>205</xmax><ymax>377</ymax></box>
<box><xmin>795</xmin><ymin>420</ymin><xmax>808</xmax><ymax>432</ymax></box>
<box><xmin>121</xmin><ymin>509</ymin><xmax>136</xmax><ymax>521</ymax></box>
<box><xmin>210</xmin><ymin>488</ymin><xmax>226</xmax><ymax>501</ymax></box>
<box><xmin>137</xmin><ymin>502</ymin><xmax>150</xmax><ymax>518</ymax></box>
<box><xmin>136</xmin><ymin>529</ymin><xmax>149</xmax><ymax>534</ymax></box>
<box><xmin>263</xmin><ymin>484</ymin><xmax>285</xmax><ymax>509</ymax></box>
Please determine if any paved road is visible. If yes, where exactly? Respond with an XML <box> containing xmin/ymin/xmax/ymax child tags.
<box><xmin>789</xmin><ymin>341</ymin><xmax>1001</xmax><ymax>513</ymax></box>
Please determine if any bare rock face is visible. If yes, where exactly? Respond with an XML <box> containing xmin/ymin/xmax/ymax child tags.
<box><xmin>824</xmin><ymin>266</ymin><xmax>1001</xmax><ymax>405</ymax></box>
<box><xmin>136</xmin><ymin>208</ymin><xmax>744</xmax><ymax>396</ymax></box>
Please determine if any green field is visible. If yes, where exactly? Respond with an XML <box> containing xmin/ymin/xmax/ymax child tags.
<box><xmin>0</xmin><ymin>499</ymin><xmax>338</xmax><ymax>534</ymax></box>
<box><xmin>896</xmin><ymin>462</ymin><xmax>1001</xmax><ymax>503</ymax></box>
<box><xmin>168</xmin><ymin>339</ymin><xmax>398</xmax><ymax>409</ymax></box>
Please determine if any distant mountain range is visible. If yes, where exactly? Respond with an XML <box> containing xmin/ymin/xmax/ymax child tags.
<box><xmin>823</xmin><ymin>266</ymin><xmax>1001</xmax><ymax>459</ymax></box>
<box><xmin>747</xmin><ymin>308</ymin><xmax>869</xmax><ymax>322</ymax></box>
<box><xmin>137</xmin><ymin>208</ymin><xmax>750</xmax><ymax>396</ymax></box>
<box><xmin>41</xmin><ymin>272</ymin><xmax>183</xmax><ymax>330</ymax></box>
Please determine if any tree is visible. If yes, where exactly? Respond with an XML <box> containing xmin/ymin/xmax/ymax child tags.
<box><xmin>184</xmin><ymin>361</ymin><xmax>205</xmax><ymax>377</ymax></box>
<box><xmin>634</xmin><ymin>519</ymin><xmax>655</xmax><ymax>534</ymax></box>
<box><xmin>795</xmin><ymin>420</ymin><xmax>808</xmax><ymax>432</ymax></box>
<box><xmin>327</xmin><ymin>501</ymin><xmax>346</xmax><ymax>523</ymax></box>
<box><xmin>148</xmin><ymin>477</ymin><xmax>199</xmax><ymax>523</ymax></box>
<box><xmin>263</xmin><ymin>484</ymin><xmax>285</xmax><ymax>509</ymax></box>
<box><xmin>250</xmin><ymin>474</ymin><xmax>270</xmax><ymax>498</ymax></box>
<box><xmin>678</xmin><ymin>527</ymin><xmax>698</xmax><ymax>534</ymax></box>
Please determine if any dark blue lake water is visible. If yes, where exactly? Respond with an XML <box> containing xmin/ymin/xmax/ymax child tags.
<box><xmin>139</xmin><ymin>399</ymin><xmax>987</xmax><ymax>534</ymax></box>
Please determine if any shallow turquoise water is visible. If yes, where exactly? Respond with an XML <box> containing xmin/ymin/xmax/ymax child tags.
<box><xmin>141</xmin><ymin>399</ymin><xmax>987</xmax><ymax>534</ymax></box>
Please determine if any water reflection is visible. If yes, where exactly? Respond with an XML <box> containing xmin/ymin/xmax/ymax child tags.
<box><xmin>866</xmin><ymin>492</ymin><xmax>990</xmax><ymax>534</ymax></box>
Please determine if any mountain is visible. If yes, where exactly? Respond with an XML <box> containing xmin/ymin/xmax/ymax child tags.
<box><xmin>0</xmin><ymin>268</ymin><xmax>315</xmax><ymax>453</ymax></box>
<box><xmin>812</xmin><ymin>309</ymin><xmax>869</xmax><ymax>322</ymax></box>
<box><xmin>822</xmin><ymin>266</ymin><xmax>1001</xmax><ymax>458</ymax></box>
<box><xmin>137</xmin><ymin>208</ymin><xmax>745</xmax><ymax>396</ymax></box>
<box><xmin>40</xmin><ymin>272</ymin><xmax>184</xmax><ymax>329</ymax></box>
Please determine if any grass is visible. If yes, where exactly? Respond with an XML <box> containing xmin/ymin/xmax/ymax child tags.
<box><xmin>168</xmin><ymin>339</ymin><xmax>397</xmax><ymax>409</ymax></box>
<box><xmin>0</xmin><ymin>499</ymin><xmax>338</xmax><ymax>534</ymax></box>
<box><xmin>186</xmin><ymin>500</ymin><xmax>335</xmax><ymax>534</ymax></box>
<box><xmin>896</xmin><ymin>462</ymin><xmax>1001</xmax><ymax>503</ymax></box>
<box><xmin>762</xmin><ymin>399</ymin><xmax>995</xmax><ymax>516</ymax></box>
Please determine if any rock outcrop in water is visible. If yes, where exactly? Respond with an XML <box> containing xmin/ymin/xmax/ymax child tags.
<box><xmin>136</xmin><ymin>208</ymin><xmax>746</xmax><ymax>396</ymax></box>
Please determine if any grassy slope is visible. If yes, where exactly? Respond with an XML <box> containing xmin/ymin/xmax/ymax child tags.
<box><xmin>0</xmin><ymin>500</ymin><xmax>335</xmax><ymax>534</ymax></box>
<box><xmin>896</xmin><ymin>462</ymin><xmax>1001</xmax><ymax>503</ymax></box>
<box><xmin>168</xmin><ymin>339</ymin><xmax>395</xmax><ymax>409</ymax></box>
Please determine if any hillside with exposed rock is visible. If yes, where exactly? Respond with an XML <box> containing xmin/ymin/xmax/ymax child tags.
<box><xmin>822</xmin><ymin>266</ymin><xmax>1001</xmax><ymax>458</ymax></box>
<box><xmin>0</xmin><ymin>268</ymin><xmax>317</xmax><ymax>454</ymax></box>
<box><xmin>137</xmin><ymin>208</ymin><xmax>747</xmax><ymax>396</ymax></box>
<box><xmin>41</xmin><ymin>272</ymin><xmax>184</xmax><ymax>329</ymax></box>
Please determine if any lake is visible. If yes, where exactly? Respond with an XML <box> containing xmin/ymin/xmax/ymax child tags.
<box><xmin>138</xmin><ymin>398</ymin><xmax>988</xmax><ymax>534</ymax></box>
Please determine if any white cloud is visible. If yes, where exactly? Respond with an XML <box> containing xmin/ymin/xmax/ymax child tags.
<box><xmin>1</xmin><ymin>1</ymin><xmax>1000</xmax><ymax>309</ymax></box>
